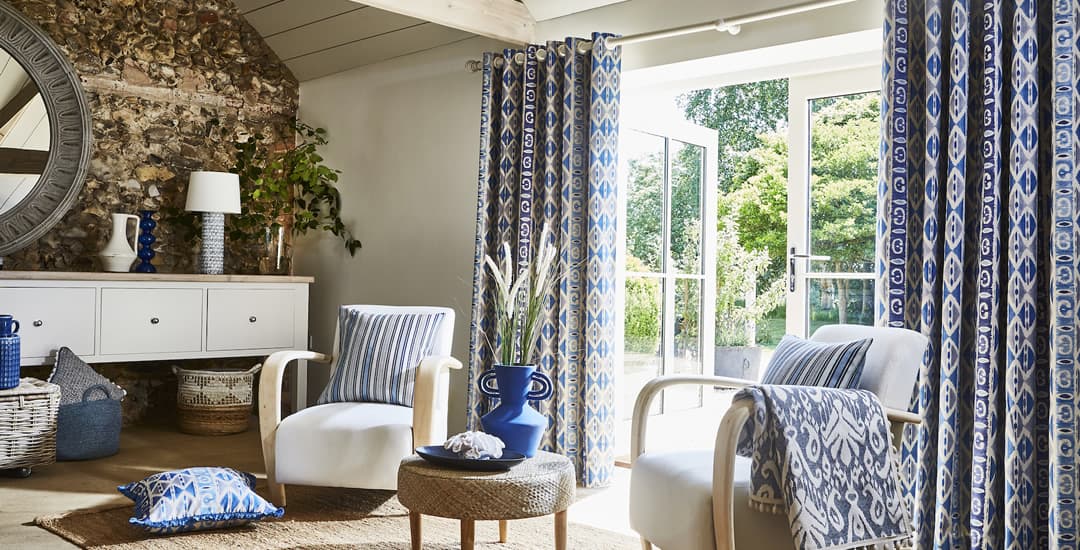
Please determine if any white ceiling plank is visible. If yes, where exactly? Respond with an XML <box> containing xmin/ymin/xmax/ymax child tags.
<box><xmin>244</xmin><ymin>0</ymin><xmax>358</xmax><ymax>37</ymax></box>
<box><xmin>267</xmin><ymin>8</ymin><xmax>422</xmax><ymax>61</ymax></box>
<box><xmin>288</xmin><ymin>23</ymin><xmax>471</xmax><ymax>81</ymax></box>
<box><xmin>521</xmin><ymin>0</ymin><xmax>630</xmax><ymax>21</ymax></box>
<box><xmin>351</xmin><ymin>0</ymin><xmax>533</xmax><ymax>44</ymax></box>
<box><xmin>233</xmin><ymin>0</ymin><xmax>280</xmax><ymax>14</ymax></box>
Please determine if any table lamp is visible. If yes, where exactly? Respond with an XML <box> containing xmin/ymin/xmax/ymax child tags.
<box><xmin>185</xmin><ymin>171</ymin><xmax>241</xmax><ymax>275</ymax></box>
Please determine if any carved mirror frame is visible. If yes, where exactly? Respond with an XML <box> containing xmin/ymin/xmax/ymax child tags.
<box><xmin>0</xmin><ymin>2</ymin><xmax>91</xmax><ymax>256</ymax></box>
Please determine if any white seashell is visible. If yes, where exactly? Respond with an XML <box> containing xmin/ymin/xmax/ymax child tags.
<box><xmin>443</xmin><ymin>431</ymin><xmax>506</xmax><ymax>459</ymax></box>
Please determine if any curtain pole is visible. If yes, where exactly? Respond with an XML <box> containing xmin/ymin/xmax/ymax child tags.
<box><xmin>464</xmin><ymin>0</ymin><xmax>859</xmax><ymax>72</ymax></box>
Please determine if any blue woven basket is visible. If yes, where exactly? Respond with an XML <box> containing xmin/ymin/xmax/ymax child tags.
<box><xmin>55</xmin><ymin>384</ymin><xmax>121</xmax><ymax>461</ymax></box>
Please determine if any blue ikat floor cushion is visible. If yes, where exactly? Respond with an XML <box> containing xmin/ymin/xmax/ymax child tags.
<box><xmin>118</xmin><ymin>467</ymin><xmax>284</xmax><ymax>534</ymax></box>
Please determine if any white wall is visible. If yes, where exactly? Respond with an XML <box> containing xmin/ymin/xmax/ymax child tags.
<box><xmin>296</xmin><ymin>37</ymin><xmax>506</xmax><ymax>432</ymax></box>
<box><xmin>296</xmin><ymin>0</ymin><xmax>883</xmax><ymax>433</ymax></box>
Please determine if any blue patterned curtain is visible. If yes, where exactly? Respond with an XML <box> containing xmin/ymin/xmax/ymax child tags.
<box><xmin>879</xmin><ymin>1</ymin><xmax>1075</xmax><ymax>547</ymax></box>
<box><xmin>466</xmin><ymin>35</ymin><xmax>620</xmax><ymax>488</ymax></box>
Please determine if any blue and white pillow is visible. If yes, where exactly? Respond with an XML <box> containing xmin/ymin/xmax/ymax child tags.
<box><xmin>317</xmin><ymin>308</ymin><xmax>445</xmax><ymax>407</ymax></box>
<box><xmin>118</xmin><ymin>467</ymin><xmax>283</xmax><ymax>534</ymax></box>
<box><xmin>760</xmin><ymin>335</ymin><xmax>872</xmax><ymax>389</ymax></box>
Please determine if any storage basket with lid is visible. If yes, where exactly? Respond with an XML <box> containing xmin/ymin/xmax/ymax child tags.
<box><xmin>0</xmin><ymin>378</ymin><xmax>60</xmax><ymax>470</ymax></box>
<box><xmin>173</xmin><ymin>365</ymin><xmax>260</xmax><ymax>436</ymax></box>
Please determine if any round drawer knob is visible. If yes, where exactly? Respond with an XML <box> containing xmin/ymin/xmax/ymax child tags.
<box><xmin>32</xmin><ymin>320</ymin><xmax>43</xmax><ymax>327</ymax></box>
<box><xmin>150</xmin><ymin>317</ymin><xmax>160</xmax><ymax>325</ymax></box>
<box><xmin>249</xmin><ymin>316</ymin><xmax>257</xmax><ymax>323</ymax></box>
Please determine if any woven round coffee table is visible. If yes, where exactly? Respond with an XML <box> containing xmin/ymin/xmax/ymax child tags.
<box><xmin>398</xmin><ymin>451</ymin><xmax>575</xmax><ymax>550</ymax></box>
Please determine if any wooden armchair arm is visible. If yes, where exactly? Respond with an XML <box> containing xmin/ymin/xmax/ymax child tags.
<box><xmin>412</xmin><ymin>355</ymin><xmax>463</xmax><ymax>448</ymax></box>
<box><xmin>630</xmin><ymin>374</ymin><xmax>754</xmax><ymax>462</ymax></box>
<box><xmin>258</xmin><ymin>349</ymin><xmax>331</xmax><ymax>502</ymax></box>
<box><xmin>713</xmin><ymin>398</ymin><xmax>752</xmax><ymax>550</ymax></box>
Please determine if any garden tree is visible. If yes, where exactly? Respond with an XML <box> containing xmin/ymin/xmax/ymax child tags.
<box><xmin>678</xmin><ymin>79</ymin><xmax>788</xmax><ymax>193</ymax></box>
<box><xmin>623</xmin><ymin>81</ymin><xmax>879</xmax><ymax>346</ymax></box>
<box><xmin>805</xmin><ymin>94</ymin><xmax>879</xmax><ymax>323</ymax></box>
<box><xmin>714</xmin><ymin>214</ymin><xmax>785</xmax><ymax>346</ymax></box>
<box><xmin>720</xmin><ymin>92</ymin><xmax>880</xmax><ymax>324</ymax></box>
<box><xmin>718</xmin><ymin>129</ymin><xmax>788</xmax><ymax>283</ymax></box>
<box><xmin>625</xmin><ymin>154</ymin><xmax>663</xmax><ymax>271</ymax></box>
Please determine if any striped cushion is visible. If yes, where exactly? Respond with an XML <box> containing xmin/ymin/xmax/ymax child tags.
<box><xmin>760</xmin><ymin>335</ymin><xmax>872</xmax><ymax>389</ymax></box>
<box><xmin>316</xmin><ymin>309</ymin><xmax>445</xmax><ymax>407</ymax></box>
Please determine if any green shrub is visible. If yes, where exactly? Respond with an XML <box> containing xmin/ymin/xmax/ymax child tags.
<box><xmin>624</xmin><ymin>255</ymin><xmax>661</xmax><ymax>354</ymax></box>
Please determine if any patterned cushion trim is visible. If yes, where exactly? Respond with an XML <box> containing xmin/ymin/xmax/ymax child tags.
<box><xmin>759</xmin><ymin>334</ymin><xmax>872</xmax><ymax>389</ymax></box>
<box><xmin>118</xmin><ymin>467</ymin><xmax>283</xmax><ymax>534</ymax></box>
<box><xmin>316</xmin><ymin>308</ymin><xmax>445</xmax><ymax>407</ymax></box>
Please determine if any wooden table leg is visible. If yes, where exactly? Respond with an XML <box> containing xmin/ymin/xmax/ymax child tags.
<box><xmin>499</xmin><ymin>519</ymin><xmax>508</xmax><ymax>543</ymax></box>
<box><xmin>409</xmin><ymin>512</ymin><xmax>421</xmax><ymax>550</ymax></box>
<box><xmin>461</xmin><ymin>519</ymin><xmax>475</xmax><ymax>550</ymax></box>
<box><xmin>554</xmin><ymin>510</ymin><xmax>567</xmax><ymax>550</ymax></box>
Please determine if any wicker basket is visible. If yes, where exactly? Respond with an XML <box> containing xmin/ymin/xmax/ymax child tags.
<box><xmin>173</xmin><ymin>365</ymin><xmax>261</xmax><ymax>436</ymax></box>
<box><xmin>0</xmin><ymin>378</ymin><xmax>60</xmax><ymax>469</ymax></box>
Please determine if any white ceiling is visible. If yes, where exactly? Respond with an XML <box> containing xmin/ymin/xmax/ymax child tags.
<box><xmin>235</xmin><ymin>0</ymin><xmax>634</xmax><ymax>81</ymax></box>
<box><xmin>234</xmin><ymin>0</ymin><xmax>472</xmax><ymax>81</ymax></box>
<box><xmin>521</xmin><ymin>0</ymin><xmax>630</xmax><ymax>22</ymax></box>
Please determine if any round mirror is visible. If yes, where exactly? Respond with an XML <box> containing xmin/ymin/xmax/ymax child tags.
<box><xmin>0</xmin><ymin>2</ymin><xmax>91</xmax><ymax>256</ymax></box>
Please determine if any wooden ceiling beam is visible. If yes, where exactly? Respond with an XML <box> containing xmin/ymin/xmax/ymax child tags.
<box><xmin>0</xmin><ymin>82</ymin><xmax>38</xmax><ymax>130</ymax></box>
<box><xmin>0</xmin><ymin>148</ymin><xmax>47</xmax><ymax>174</ymax></box>
<box><xmin>351</xmin><ymin>0</ymin><xmax>535</xmax><ymax>44</ymax></box>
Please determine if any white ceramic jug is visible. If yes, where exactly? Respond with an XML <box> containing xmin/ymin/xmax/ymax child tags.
<box><xmin>99</xmin><ymin>213</ymin><xmax>139</xmax><ymax>272</ymax></box>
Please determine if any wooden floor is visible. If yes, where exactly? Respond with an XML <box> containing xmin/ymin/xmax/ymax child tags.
<box><xmin>0</xmin><ymin>424</ymin><xmax>266</xmax><ymax>549</ymax></box>
<box><xmin>0</xmin><ymin>423</ymin><xmax>637</xmax><ymax>548</ymax></box>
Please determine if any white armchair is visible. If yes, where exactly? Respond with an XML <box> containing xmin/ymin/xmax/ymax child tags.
<box><xmin>629</xmin><ymin>324</ymin><xmax>929</xmax><ymax>550</ymax></box>
<box><xmin>258</xmin><ymin>305</ymin><xmax>461</xmax><ymax>506</ymax></box>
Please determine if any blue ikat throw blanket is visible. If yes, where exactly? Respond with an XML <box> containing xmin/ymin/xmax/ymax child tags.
<box><xmin>734</xmin><ymin>385</ymin><xmax>912</xmax><ymax>550</ymax></box>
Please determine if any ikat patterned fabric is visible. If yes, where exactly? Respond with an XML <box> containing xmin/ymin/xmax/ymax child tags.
<box><xmin>317</xmin><ymin>308</ymin><xmax>445</xmax><ymax>407</ymax></box>
<box><xmin>760</xmin><ymin>335</ymin><xmax>872</xmax><ymax>388</ymax></box>
<box><xmin>117</xmin><ymin>467</ymin><xmax>283</xmax><ymax>534</ymax></box>
<box><xmin>466</xmin><ymin>34</ymin><xmax>621</xmax><ymax>487</ymax></box>
<box><xmin>735</xmin><ymin>385</ymin><xmax>911</xmax><ymax>550</ymax></box>
<box><xmin>879</xmin><ymin>1</ymin><xmax>1080</xmax><ymax>547</ymax></box>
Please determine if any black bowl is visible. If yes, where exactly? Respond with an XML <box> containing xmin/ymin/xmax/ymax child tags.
<box><xmin>415</xmin><ymin>446</ymin><xmax>527</xmax><ymax>471</ymax></box>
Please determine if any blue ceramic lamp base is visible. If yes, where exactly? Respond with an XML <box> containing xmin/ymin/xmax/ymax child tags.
<box><xmin>199</xmin><ymin>212</ymin><xmax>225</xmax><ymax>275</ymax></box>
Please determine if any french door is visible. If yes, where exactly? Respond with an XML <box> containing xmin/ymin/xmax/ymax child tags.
<box><xmin>785</xmin><ymin>67</ymin><xmax>881</xmax><ymax>337</ymax></box>
<box><xmin>618</xmin><ymin>119</ymin><xmax>717</xmax><ymax>419</ymax></box>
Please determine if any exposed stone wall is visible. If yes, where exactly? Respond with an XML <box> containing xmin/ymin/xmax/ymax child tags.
<box><xmin>7</xmin><ymin>0</ymin><xmax>298</xmax><ymax>425</ymax></box>
<box><xmin>6</xmin><ymin>0</ymin><xmax>298</xmax><ymax>273</ymax></box>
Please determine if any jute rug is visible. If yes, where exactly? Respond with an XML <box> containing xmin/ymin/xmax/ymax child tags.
<box><xmin>35</xmin><ymin>485</ymin><xmax>638</xmax><ymax>549</ymax></box>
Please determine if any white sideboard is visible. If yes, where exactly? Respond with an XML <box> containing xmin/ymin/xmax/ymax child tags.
<box><xmin>0</xmin><ymin>271</ymin><xmax>314</xmax><ymax>410</ymax></box>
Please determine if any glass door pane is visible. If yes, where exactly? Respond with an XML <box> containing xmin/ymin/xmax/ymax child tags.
<box><xmin>622</xmin><ymin>129</ymin><xmax>666</xmax><ymax>421</ymax></box>
<box><xmin>786</xmin><ymin>68</ymin><xmax>880</xmax><ymax>337</ymax></box>
<box><xmin>617</xmin><ymin>118</ymin><xmax>715</xmax><ymax>462</ymax></box>
<box><xmin>806</xmin><ymin>91</ymin><xmax>878</xmax><ymax>329</ymax></box>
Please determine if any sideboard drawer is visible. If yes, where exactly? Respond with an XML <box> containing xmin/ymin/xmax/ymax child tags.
<box><xmin>206</xmin><ymin>289</ymin><xmax>295</xmax><ymax>351</ymax></box>
<box><xmin>0</xmin><ymin>287</ymin><xmax>95</xmax><ymax>359</ymax></box>
<box><xmin>100</xmin><ymin>288</ymin><xmax>203</xmax><ymax>355</ymax></box>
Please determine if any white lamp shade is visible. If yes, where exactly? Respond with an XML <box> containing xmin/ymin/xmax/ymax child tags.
<box><xmin>185</xmin><ymin>171</ymin><xmax>241</xmax><ymax>214</ymax></box>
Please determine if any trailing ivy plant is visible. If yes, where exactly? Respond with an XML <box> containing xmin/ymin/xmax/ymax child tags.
<box><xmin>229</xmin><ymin>121</ymin><xmax>360</xmax><ymax>254</ymax></box>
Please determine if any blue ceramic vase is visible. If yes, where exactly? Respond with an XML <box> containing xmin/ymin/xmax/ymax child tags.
<box><xmin>478</xmin><ymin>364</ymin><xmax>553</xmax><ymax>457</ymax></box>
<box><xmin>0</xmin><ymin>314</ymin><xmax>20</xmax><ymax>390</ymax></box>
<box><xmin>135</xmin><ymin>210</ymin><xmax>157</xmax><ymax>273</ymax></box>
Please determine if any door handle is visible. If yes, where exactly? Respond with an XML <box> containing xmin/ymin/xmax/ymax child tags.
<box><xmin>788</xmin><ymin>247</ymin><xmax>831</xmax><ymax>292</ymax></box>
